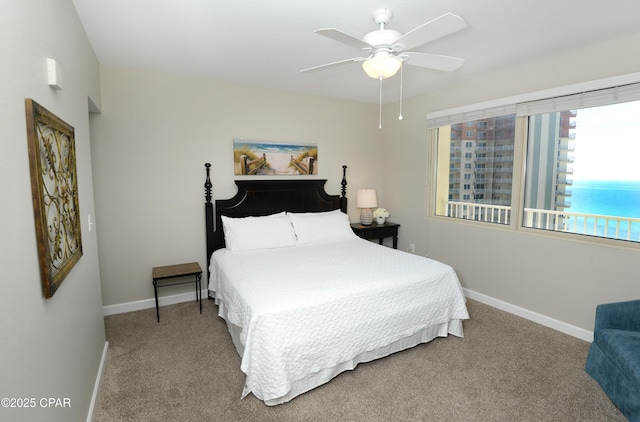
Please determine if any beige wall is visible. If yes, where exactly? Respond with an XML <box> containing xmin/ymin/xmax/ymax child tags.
<box><xmin>91</xmin><ymin>65</ymin><xmax>382</xmax><ymax>306</ymax></box>
<box><xmin>0</xmin><ymin>1</ymin><xmax>105</xmax><ymax>421</ymax></box>
<box><xmin>90</xmin><ymin>17</ymin><xmax>640</xmax><ymax>334</ymax></box>
<box><xmin>380</xmin><ymin>31</ymin><xmax>640</xmax><ymax>332</ymax></box>
<box><xmin>2</xmin><ymin>2</ymin><xmax>636</xmax><ymax>418</ymax></box>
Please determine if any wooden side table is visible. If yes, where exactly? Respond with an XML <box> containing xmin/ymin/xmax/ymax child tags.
<box><xmin>351</xmin><ymin>221</ymin><xmax>400</xmax><ymax>249</ymax></box>
<box><xmin>152</xmin><ymin>262</ymin><xmax>202</xmax><ymax>322</ymax></box>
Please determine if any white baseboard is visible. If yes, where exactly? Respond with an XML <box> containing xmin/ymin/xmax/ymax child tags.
<box><xmin>103</xmin><ymin>289</ymin><xmax>209</xmax><ymax>316</ymax></box>
<box><xmin>463</xmin><ymin>288</ymin><xmax>593</xmax><ymax>342</ymax></box>
<box><xmin>102</xmin><ymin>288</ymin><xmax>592</xmax><ymax>342</ymax></box>
<box><xmin>86</xmin><ymin>341</ymin><xmax>109</xmax><ymax>422</ymax></box>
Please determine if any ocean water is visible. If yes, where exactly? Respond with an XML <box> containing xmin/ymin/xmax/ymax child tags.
<box><xmin>566</xmin><ymin>179</ymin><xmax>640</xmax><ymax>241</ymax></box>
<box><xmin>570</xmin><ymin>180</ymin><xmax>640</xmax><ymax>217</ymax></box>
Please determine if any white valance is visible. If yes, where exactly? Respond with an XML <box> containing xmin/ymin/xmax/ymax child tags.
<box><xmin>516</xmin><ymin>83</ymin><xmax>640</xmax><ymax>116</ymax></box>
<box><xmin>426</xmin><ymin>104</ymin><xmax>516</xmax><ymax>129</ymax></box>
<box><xmin>426</xmin><ymin>72</ymin><xmax>640</xmax><ymax>129</ymax></box>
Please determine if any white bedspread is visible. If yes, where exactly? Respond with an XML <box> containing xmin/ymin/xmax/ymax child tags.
<box><xmin>209</xmin><ymin>238</ymin><xmax>469</xmax><ymax>404</ymax></box>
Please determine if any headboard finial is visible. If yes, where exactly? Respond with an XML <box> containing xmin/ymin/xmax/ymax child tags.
<box><xmin>205</xmin><ymin>163</ymin><xmax>212</xmax><ymax>203</ymax></box>
<box><xmin>341</xmin><ymin>165</ymin><xmax>347</xmax><ymax>198</ymax></box>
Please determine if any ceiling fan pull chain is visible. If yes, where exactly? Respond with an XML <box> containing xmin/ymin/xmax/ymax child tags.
<box><xmin>398</xmin><ymin>63</ymin><xmax>404</xmax><ymax>121</ymax></box>
<box><xmin>379</xmin><ymin>76</ymin><xmax>383</xmax><ymax>129</ymax></box>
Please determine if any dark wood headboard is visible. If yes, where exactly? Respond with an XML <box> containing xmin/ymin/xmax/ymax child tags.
<box><xmin>204</xmin><ymin>163</ymin><xmax>347</xmax><ymax>283</ymax></box>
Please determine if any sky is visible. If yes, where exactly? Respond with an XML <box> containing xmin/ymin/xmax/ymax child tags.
<box><xmin>571</xmin><ymin>100</ymin><xmax>640</xmax><ymax>181</ymax></box>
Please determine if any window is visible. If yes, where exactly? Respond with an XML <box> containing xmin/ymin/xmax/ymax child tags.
<box><xmin>523</xmin><ymin>101</ymin><xmax>640</xmax><ymax>242</ymax></box>
<box><xmin>434</xmin><ymin>114</ymin><xmax>515</xmax><ymax>224</ymax></box>
<box><xmin>429</xmin><ymin>80</ymin><xmax>640</xmax><ymax>244</ymax></box>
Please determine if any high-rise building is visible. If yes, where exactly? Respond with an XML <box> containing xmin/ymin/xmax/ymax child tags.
<box><xmin>449</xmin><ymin>114</ymin><xmax>516</xmax><ymax>207</ymax></box>
<box><xmin>448</xmin><ymin>110</ymin><xmax>576</xmax><ymax>223</ymax></box>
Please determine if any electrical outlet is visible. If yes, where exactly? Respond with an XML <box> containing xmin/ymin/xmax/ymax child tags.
<box><xmin>409</xmin><ymin>243</ymin><xmax>415</xmax><ymax>253</ymax></box>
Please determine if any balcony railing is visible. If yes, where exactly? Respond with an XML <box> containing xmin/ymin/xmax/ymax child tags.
<box><xmin>471</xmin><ymin>188</ymin><xmax>511</xmax><ymax>194</ymax></box>
<box><xmin>445</xmin><ymin>201</ymin><xmax>511</xmax><ymax>225</ymax></box>
<box><xmin>554</xmin><ymin>200</ymin><xmax>571</xmax><ymax>208</ymax></box>
<box><xmin>557</xmin><ymin>164</ymin><xmax>574</xmax><ymax>174</ymax></box>
<box><xmin>524</xmin><ymin>208</ymin><xmax>640</xmax><ymax>241</ymax></box>
<box><xmin>555</xmin><ymin>189</ymin><xmax>572</xmax><ymax>197</ymax></box>
<box><xmin>558</xmin><ymin>142</ymin><xmax>576</xmax><ymax>151</ymax></box>
<box><xmin>495</xmin><ymin>145</ymin><xmax>515</xmax><ymax>151</ymax></box>
<box><xmin>443</xmin><ymin>201</ymin><xmax>640</xmax><ymax>242</ymax></box>
<box><xmin>557</xmin><ymin>155</ymin><xmax>575</xmax><ymax>162</ymax></box>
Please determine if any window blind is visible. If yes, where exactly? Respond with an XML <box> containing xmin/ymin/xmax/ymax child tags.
<box><xmin>426</xmin><ymin>73</ymin><xmax>640</xmax><ymax>129</ymax></box>
<box><xmin>516</xmin><ymin>82</ymin><xmax>640</xmax><ymax>116</ymax></box>
<box><xmin>426</xmin><ymin>104</ymin><xmax>516</xmax><ymax>129</ymax></box>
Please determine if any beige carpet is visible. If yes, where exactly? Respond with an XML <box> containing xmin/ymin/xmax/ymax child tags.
<box><xmin>96</xmin><ymin>298</ymin><xmax>624</xmax><ymax>421</ymax></box>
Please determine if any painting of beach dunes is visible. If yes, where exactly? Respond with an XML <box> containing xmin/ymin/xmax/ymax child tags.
<box><xmin>233</xmin><ymin>139</ymin><xmax>318</xmax><ymax>176</ymax></box>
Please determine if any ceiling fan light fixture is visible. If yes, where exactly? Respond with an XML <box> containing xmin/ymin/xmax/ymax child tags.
<box><xmin>362</xmin><ymin>54</ymin><xmax>401</xmax><ymax>79</ymax></box>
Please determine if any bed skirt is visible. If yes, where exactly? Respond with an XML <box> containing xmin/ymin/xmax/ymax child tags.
<box><xmin>213</xmin><ymin>295</ymin><xmax>464</xmax><ymax>406</ymax></box>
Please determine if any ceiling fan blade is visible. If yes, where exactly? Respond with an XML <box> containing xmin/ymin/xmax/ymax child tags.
<box><xmin>300</xmin><ymin>56</ymin><xmax>367</xmax><ymax>73</ymax></box>
<box><xmin>402</xmin><ymin>52</ymin><xmax>465</xmax><ymax>72</ymax></box>
<box><xmin>395</xmin><ymin>12</ymin><xmax>467</xmax><ymax>51</ymax></box>
<box><xmin>315</xmin><ymin>28</ymin><xmax>372</xmax><ymax>49</ymax></box>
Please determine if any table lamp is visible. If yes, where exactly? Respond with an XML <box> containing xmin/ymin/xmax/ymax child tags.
<box><xmin>356</xmin><ymin>189</ymin><xmax>377</xmax><ymax>225</ymax></box>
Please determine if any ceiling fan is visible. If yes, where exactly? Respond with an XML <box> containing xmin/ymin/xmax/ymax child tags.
<box><xmin>301</xmin><ymin>9</ymin><xmax>467</xmax><ymax>80</ymax></box>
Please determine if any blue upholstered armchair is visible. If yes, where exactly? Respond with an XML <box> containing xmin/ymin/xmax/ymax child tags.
<box><xmin>585</xmin><ymin>299</ymin><xmax>640</xmax><ymax>421</ymax></box>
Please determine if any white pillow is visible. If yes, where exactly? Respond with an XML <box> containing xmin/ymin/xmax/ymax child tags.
<box><xmin>221</xmin><ymin>213</ymin><xmax>296</xmax><ymax>252</ymax></box>
<box><xmin>288</xmin><ymin>209</ymin><xmax>340</xmax><ymax>217</ymax></box>
<box><xmin>289</xmin><ymin>209</ymin><xmax>356</xmax><ymax>245</ymax></box>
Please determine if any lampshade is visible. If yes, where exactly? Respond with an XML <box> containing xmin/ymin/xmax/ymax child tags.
<box><xmin>356</xmin><ymin>190</ymin><xmax>378</xmax><ymax>208</ymax></box>
<box><xmin>356</xmin><ymin>189</ymin><xmax>377</xmax><ymax>225</ymax></box>
<box><xmin>362</xmin><ymin>54</ymin><xmax>401</xmax><ymax>79</ymax></box>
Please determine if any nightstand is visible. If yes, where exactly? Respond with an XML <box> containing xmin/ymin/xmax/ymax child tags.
<box><xmin>351</xmin><ymin>221</ymin><xmax>400</xmax><ymax>249</ymax></box>
<box><xmin>152</xmin><ymin>262</ymin><xmax>202</xmax><ymax>322</ymax></box>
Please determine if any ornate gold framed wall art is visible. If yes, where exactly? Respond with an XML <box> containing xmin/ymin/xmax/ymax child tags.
<box><xmin>25</xmin><ymin>99</ymin><xmax>83</xmax><ymax>298</ymax></box>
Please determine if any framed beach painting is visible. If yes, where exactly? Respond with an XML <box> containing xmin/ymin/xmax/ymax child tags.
<box><xmin>233</xmin><ymin>139</ymin><xmax>318</xmax><ymax>176</ymax></box>
<box><xmin>25</xmin><ymin>99</ymin><xmax>83</xmax><ymax>298</ymax></box>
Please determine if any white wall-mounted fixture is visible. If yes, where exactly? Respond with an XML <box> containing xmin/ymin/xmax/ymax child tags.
<box><xmin>47</xmin><ymin>58</ymin><xmax>62</xmax><ymax>90</ymax></box>
<box><xmin>356</xmin><ymin>189</ymin><xmax>377</xmax><ymax>225</ymax></box>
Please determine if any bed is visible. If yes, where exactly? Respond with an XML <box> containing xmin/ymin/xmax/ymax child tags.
<box><xmin>203</xmin><ymin>163</ymin><xmax>469</xmax><ymax>405</ymax></box>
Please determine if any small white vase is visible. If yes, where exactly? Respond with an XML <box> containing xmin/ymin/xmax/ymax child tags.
<box><xmin>376</xmin><ymin>216</ymin><xmax>386</xmax><ymax>225</ymax></box>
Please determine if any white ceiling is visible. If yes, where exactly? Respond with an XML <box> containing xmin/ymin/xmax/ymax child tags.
<box><xmin>72</xmin><ymin>0</ymin><xmax>640</xmax><ymax>104</ymax></box>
